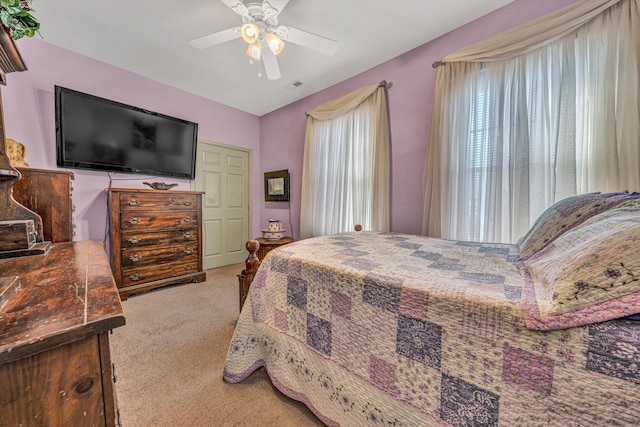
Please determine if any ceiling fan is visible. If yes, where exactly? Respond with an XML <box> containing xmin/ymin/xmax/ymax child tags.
<box><xmin>189</xmin><ymin>0</ymin><xmax>339</xmax><ymax>80</ymax></box>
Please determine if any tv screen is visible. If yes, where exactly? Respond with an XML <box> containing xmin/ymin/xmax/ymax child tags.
<box><xmin>55</xmin><ymin>86</ymin><xmax>198</xmax><ymax>179</ymax></box>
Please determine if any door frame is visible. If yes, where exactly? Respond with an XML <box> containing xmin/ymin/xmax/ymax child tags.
<box><xmin>191</xmin><ymin>138</ymin><xmax>252</xmax><ymax>268</ymax></box>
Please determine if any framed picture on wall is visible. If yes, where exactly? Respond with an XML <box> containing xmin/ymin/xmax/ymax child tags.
<box><xmin>264</xmin><ymin>169</ymin><xmax>290</xmax><ymax>202</ymax></box>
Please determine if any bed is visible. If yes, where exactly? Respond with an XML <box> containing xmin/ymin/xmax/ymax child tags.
<box><xmin>223</xmin><ymin>192</ymin><xmax>640</xmax><ymax>426</ymax></box>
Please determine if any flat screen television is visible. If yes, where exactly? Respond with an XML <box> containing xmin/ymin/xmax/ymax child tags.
<box><xmin>55</xmin><ymin>85</ymin><xmax>198</xmax><ymax>179</ymax></box>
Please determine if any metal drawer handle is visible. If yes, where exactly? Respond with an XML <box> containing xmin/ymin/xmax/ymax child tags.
<box><xmin>184</xmin><ymin>264</ymin><xmax>193</xmax><ymax>271</ymax></box>
<box><xmin>129</xmin><ymin>254</ymin><xmax>142</xmax><ymax>262</ymax></box>
<box><xmin>183</xmin><ymin>200</ymin><xmax>192</xmax><ymax>206</ymax></box>
<box><xmin>112</xmin><ymin>363</ymin><xmax>117</xmax><ymax>383</ymax></box>
<box><xmin>183</xmin><ymin>232</ymin><xmax>193</xmax><ymax>239</ymax></box>
<box><xmin>128</xmin><ymin>237</ymin><xmax>141</xmax><ymax>244</ymax></box>
<box><xmin>127</xmin><ymin>218</ymin><xmax>140</xmax><ymax>226</ymax></box>
<box><xmin>127</xmin><ymin>199</ymin><xmax>140</xmax><ymax>206</ymax></box>
<box><xmin>184</xmin><ymin>248</ymin><xmax>193</xmax><ymax>255</ymax></box>
<box><xmin>183</xmin><ymin>216</ymin><xmax>192</xmax><ymax>223</ymax></box>
<box><xmin>129</xmin><ymin>272</ymin><xmax>143</xmax><ymax>281</ymax></box>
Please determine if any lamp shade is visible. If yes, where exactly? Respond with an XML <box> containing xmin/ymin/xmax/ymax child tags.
<box><xmin>241</xmin><ymin>23</ymin><xmax>259</xmax><ymax>44</ymax></box>
<box><xmin>246</xmin><ymin>42</ymin><xmax>262</xmax><ymax>60</ymax></box>
<box><xmin>266</xmin><ymin>32</ymin><xmax>284</xmax><ymax>55</ymax></box>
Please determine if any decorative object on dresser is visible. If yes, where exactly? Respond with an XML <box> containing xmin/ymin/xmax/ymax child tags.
<box><xmin>0</xmin><ymin>240</ymin><xmax>125</xmax><ymax>427</ymax></box>
<box><xmin>108</xmin><ymin>188</ymin><xmax>206</xmax><ymax>298</ymax></box>
<box><xmin>0</xmin><ymin>24</ymin><xmax>50</xmax><ymax>258</ymax></box>
<box><xmin>143</xmin><ymin>181</ymin><xmax>178</xmax><ymax>190</ymax></box>
<box><xmin>12</xmin><ymin>167</ymin><xmax>75</xmax><ymax>242</ymax></box>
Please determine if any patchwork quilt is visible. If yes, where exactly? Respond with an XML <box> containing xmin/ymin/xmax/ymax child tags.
<box><xmin>223</xmin><ymin>232</ymin><xmax>640</xmax><ymax>426</ymax></box>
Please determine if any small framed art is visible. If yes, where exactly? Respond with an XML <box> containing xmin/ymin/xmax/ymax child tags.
<box><xmin>264</xmin><ymin>169</ymin><xmax>290</xmax><ymax>202</ymax></box>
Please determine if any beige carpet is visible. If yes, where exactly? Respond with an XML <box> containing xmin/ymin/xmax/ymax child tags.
<box><xmin>110</xmin><ymin>264</ymin><xmax>325</xmax><ymax>427</ymax></box>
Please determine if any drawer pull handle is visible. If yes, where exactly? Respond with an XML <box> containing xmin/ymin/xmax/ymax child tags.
<box><xmin>128</xmin><ymin>237</ymin><xmax>141</xmax><ymax>244</ymax></box>
<box><xmin>183</xmin><ymin>216</ymin><xmax>192</xmax><ymax>223</ymax></box>
<box><xmin>183</xmin><ymin>200</ymin><xmax>192</xmax><ymax>206</ymax></box>
<box><xmin>184</xmin><ymin>264</ymin><xmax>194</xmax><ymax>271</ymax></box>
<box><xmin>129</xmin><ymin>254</ymin><xmax>142</xmax><ymax>262</ymax></box>
<box><xmin>183</xmin><ymin>232</ymin><xmax>193</xmax><ymax>239</ymax></box>
<box><xmin>127</xmin><ymin>218</ymin><xmax>140</xmax><ymax>226</ymax></box>
<box><xmin>127</xmin><ymin>199</ymin><xmax>140</xmax><ymax>206</ymax></box>
<box><xmin>112</xmin><ymin>363</ymin><xmax>117</xmax><ymax>383</ymax></box>
<box><xmin>129</xmin><ymin>273</ymin><xmax>143</xmax><ymax>281</ymax></box>
<box><xmin>184</xmin><ymin>248</ymin><xmax>193</xmax><ymax>255</ymax></box>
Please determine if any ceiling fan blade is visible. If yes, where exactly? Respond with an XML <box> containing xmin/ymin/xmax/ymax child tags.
<box><xmin>263</xmin><ymin>0</ymin><xmax>290</xmax><ymax>17</ymax></box>
<box><xmin>189</xmin><ymin>27</ymin><xmax>241</xmax><ymax>50</ymax></box>
<box><xmin>219</xmin><ymin>0</ymin><xmax>249</xmax><ymax>17</ymax></box>
<box><xmin>262</xmin><ymin>49</ymin><xmax>281</xmax><ymax>80</ymax></box>
<box><xmin>282</xmin><ymin>26</ymin><xmax>338</xmax><ymax>56</ymax></box>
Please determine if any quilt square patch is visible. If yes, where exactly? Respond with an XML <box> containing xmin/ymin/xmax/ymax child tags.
<box><xmin>331</xmin><ymin>291</ymin><xmax>351</xmax><ymax>320</ymax></box>
<box><xmin>411</xmin><ymin>250</ymin><xmax>442</xmax><ymax>260</ymax></box>
<box><xmin>397</xmin><ymin>242</ymin><xmax>422</xmax><ymax>250</ymax></box>
<box><xmin>587</xmin><ymin>320</ymin><xmax>640</xmax><ymax>385</ymax></box>
<box><xmin>369</xmin><ymin>355</ymin><xmax>398</xmax><ymax>393</ymax></box>
<box><xmin>343</xmin><ymin>258</ymin><xmax>380</xmax><ymax>271</ymax></box>
<box><xmin>399</xmin><ymin>286</ymin><xmax>429</xmax><ymax>321</ymax></box>
<box><xmin>396</xmin><ymin>315</ymin><xmax>441</xmax><ymax>369</ymax></box>
<box><xmin>338</xmin><ymin>249</ymin><xmax>368</xmax><ymax>257</ymax></box>
<box><xmin>460</xmin><ymin>272</ymin><xmax>505</xmax><ymax>284</ymax></box>
<box><xmin>271</xmin><ymin>256</ymin><xmax>289</xmax><ymax>274</ymax></box>
<box><xmin>502</xmin><ymin>343</ymin><xmax>554</xmax><ymax>394</ymax></box>
<box><xmin>307</xmin><ymin>313</ymin><xmax>332</xmax><ymax>356</ymax></box>
<box><xmin>440</xmin><ymin>374</ymin><xmax>499</xmax><ymax>427</ymax></box>
<box><xmin>274</xmin><ymin>308</ymin><xmax>288</xmax><ymax>331</ymax></box>
<box><xmin>287</xmin><ymin>276</ymin><xmax>307</xmax><ymax>311</ymax></box>
<box><xmin>363</xmin><ymin>275</ymin><xmax>402</xmax><ymax>312</ymax></box>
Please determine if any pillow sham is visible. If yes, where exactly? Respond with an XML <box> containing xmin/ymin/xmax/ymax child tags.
<box><xmin>519</xmin><ymin>202</ymin><xmax>640</xmax><ymax>330</ymax></box>
<box><xmin>517</xmin><ymin>191</ymin><xmax>640</xmax><ymax>261</ymax></box>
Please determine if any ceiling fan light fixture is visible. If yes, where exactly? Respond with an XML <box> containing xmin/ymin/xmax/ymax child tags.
<box><xmin>247</xmin><ymin>42</ymin><xmax>262</xmax><ymax>60</ymax></box>
<box><xmin>241</xmin><ymin>23</ymin><xmax>259</xmax><ymax>44</ymax></box>
<box><xmin>266</xmin><ymin>32</ymin><xmax>284</xmax><ymax>55</ymax></box>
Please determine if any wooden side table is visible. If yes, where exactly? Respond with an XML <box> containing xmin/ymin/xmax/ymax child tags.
<box><xmin>238</xmin><ymin>236</ymin><xmax>294</xmax><ymax>311</ymax></box>
<box><xmin>255</xmin><ymin>236</ymin><xmax>294</xmax><ymax>260</ymax></box>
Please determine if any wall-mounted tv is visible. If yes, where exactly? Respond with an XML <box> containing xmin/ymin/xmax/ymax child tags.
<box><xmin>55</xmin><ymin>85</ymin><xmax>198</xmax><ymax>179</ymax></box>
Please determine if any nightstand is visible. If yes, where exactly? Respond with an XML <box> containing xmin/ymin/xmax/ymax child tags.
<box><xmin>238</xmin><ymin>236</ymin><xmax>294</xmax><ymax>311</ymax></box>
<box><xmin>255</xmin><ymin>236</ymin><xmax>294</xmax><ymax>260</ymax></box>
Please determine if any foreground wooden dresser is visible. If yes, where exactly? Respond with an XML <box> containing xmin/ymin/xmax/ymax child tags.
<box><xmin>0</xmin><ymin>240</ymin><xmax>125</xmax><ymax>427</ymax></box>
<box><xmin>108</xmin><ymin>188</ymin><xmax>206</xmax><ymax>298</ymax></box>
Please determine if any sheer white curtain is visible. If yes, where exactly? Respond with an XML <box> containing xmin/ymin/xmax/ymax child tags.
<box><xmin>424</xmin><ymin>0</ymin><xmax>640</xmax><ymax>243</ymax></box>
<box><xmin>300</xmin><ymin>83</ymin><xmax>390</xmax><ymax>239</ymax></box>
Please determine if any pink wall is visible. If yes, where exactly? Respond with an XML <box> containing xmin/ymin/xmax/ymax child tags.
<box><xmin>259</xmin><ymin>0</ymin><xmax>580</xmax><ymax>239</ymax></box>
<box><xmin>2</xmin><ymin>38</ymin><xmax>261</xmax><ymax>242</ymax></box>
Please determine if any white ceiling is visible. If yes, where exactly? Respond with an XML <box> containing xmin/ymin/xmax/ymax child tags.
<box><xmin>33</xmin><ymin>0</ymin><xmax>512</xmax><ymax>116</ymax></box>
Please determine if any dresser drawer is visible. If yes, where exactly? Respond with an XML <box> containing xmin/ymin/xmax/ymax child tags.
<box><xmin>118</xmin><ymin>193</ymin><xmax>198</xmax><ymax>211</ymax></box>
<box><xmin>121</xmin><ymin>228</ymin><xmax>198</xmax><ymax>248</ymax></box>
<box><xmin>121</xmin><ymin>260</ymin><xmax>199</xmax><ymax>287</ymax></box>
<box><xmin>121</xmin><ymin>244</ymin><xmax>198</xmax><ymax>268</ymax></box>
<box><xmin>120</xmin><ymin>211</ymin><xmax>198</xmax><ymax>231</ymax></box>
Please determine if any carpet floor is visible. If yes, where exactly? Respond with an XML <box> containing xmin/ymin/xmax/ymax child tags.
<box><xmin>110</xmin><ymin>264</ymin><xmax>325</xmax><ymax>426</ymax></box>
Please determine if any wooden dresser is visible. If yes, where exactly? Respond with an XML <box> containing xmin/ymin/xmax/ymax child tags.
<box><xmin>0</xmin><ymin>240</ymin><xmax>125</xmax><ymax>427</ymax></box>
<box><xmin>108</xmin><ymin>188</ymin><xmax>206</xmax><ymax>298</ymax></box>
<box><xmin>12</xmin><ymin>167</ymin><xmax>75</xmax><ymax>242</ymax></box>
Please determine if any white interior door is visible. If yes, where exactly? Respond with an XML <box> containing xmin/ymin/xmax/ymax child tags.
<box><xmin>192</xmin><ymin>140</ymin><xmax>251</xmax><ymax>269</ymax></box>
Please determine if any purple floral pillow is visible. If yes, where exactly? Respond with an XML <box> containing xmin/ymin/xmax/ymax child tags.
<box><xmin>517</xmin><ymin>191</ymin><xmax>640</xmax><ymax>260</ymax></box>
<box><xmin>519</xmin><ymin>202</ymin><xmax>640</xmax><ymax>330</ymax></box>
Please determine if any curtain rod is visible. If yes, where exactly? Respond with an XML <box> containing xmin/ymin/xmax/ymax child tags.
<box><xmin>305</xmin><ymin>80</ymin><xmax>388</xmax><ymax>116</ymax></box>
<box><xmin>432</xmin><ymin>61</ymin><xmax>444</xmax><ymax>69</ymax></box>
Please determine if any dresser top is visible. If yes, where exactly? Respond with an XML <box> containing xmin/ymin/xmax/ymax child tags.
<box><xmin>108</xmin><ymin>187</ymin><xmax>204</xmax><ymax>195</ymax></box>
<box><xmin>0</xmin><ymin>240</ymin><xmax>125</xmax><ymax>364</ymax></box>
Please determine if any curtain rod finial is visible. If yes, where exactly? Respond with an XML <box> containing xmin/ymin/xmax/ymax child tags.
<box><xmin>432</xmin><ymin>60</ymin><xmax>444</xmax><ymax>69</ymax></box>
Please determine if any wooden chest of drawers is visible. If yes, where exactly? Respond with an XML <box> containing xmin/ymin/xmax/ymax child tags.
<box><xmin>108</xmin><ymin>188</ymin><xmax>206</xmax><ymax>298</ymax></box>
